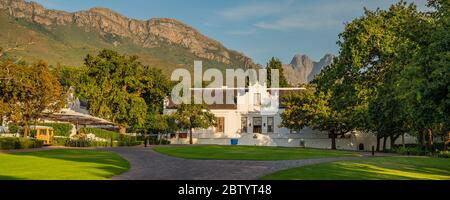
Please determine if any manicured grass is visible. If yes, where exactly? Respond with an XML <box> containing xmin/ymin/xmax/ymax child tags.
<box><xmin>153</xmin><ymin>145</ymin><xmax>360</xmax><ymax>161</ymax></box>
<box><xmin>261</xmin><ymin>156</ymin><xmax>450</xmax><ymax>180</ymax></box>
<box><xmin>0</xmin><ymin>149</ymin><xmax>129</xmax><ymax>180</ymax></box>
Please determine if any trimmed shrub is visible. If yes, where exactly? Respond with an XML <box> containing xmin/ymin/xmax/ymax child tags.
<box><xmin>0</xmin><ymin>137</ymin><xmax>43</xmax><ymax>150</ymax></box>
<box><xmin>64</xmin><ymin>139</ymin><xmax>113</xmax><ymax>147</ymax></box>
<box><xmin>53</xmin><ymin>137</ymin><xmax>69</xmax><ymax>146</ymax></box>
<box><xmin>79</xmin><ymin>128</ymin><xmax>120</xmax><ymax>140</ymax></box>
<box><xmin>0</xmin><ymin>138</ymin><xmax>17</xmax><ymax>149</ymax></box>
<box><xmin>39</xmin><ymin>123</ymin><xmax>73</xmax><ymax>137</ymax></box>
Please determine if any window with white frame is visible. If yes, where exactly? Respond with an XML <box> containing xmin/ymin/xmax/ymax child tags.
<box><xmin>254</xmin><ymin>93</ymin><xmax>261</xmax><ymax>106</ymax></box>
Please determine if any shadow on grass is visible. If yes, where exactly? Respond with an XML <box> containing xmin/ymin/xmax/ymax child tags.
<box><xmin>262</xmin><ymin>157</ymin><xmax>450</xmax><ymax>180</ymax></box>
<box><xmin>0</xmin><ymin>149</ymin><xmax>130</xmax><ymax>180</ymax></box>
<box><xmin>0</xmin><ymin>175</ymin><xmax>27</xmax><ymax>180</ymax></box>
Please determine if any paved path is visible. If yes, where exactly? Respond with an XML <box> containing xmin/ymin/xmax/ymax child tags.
<box><xmin>107</xmin><ymin>147</ymin><xmax>372</xmax><ymax>180</ymax></box>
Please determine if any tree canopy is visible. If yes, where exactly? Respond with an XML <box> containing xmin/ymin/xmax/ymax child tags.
<box><xmin>78</xmin><ymin>49</ymin><xmax>172</xmax><ymax>134</ymax></box>
<box><xmin>173</xmin><ymin>101</ymin><xmax>216</xmax><ymax>144</ymax></box>
<box><xmin>0</xmin><ymin>61</ymin><xmax>65</xmax><ymax>136</ymax></box>
<box><xmin>266</xmin><ymin>57</ymin><xmax>290</xmax><ymax>88</ymax></box>
<box><xmin>282</xmin><ymin>0</ymin><xmax>449</xmax><ymax>151</ymax></box>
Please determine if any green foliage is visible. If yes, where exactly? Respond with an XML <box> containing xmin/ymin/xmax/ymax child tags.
<box><xmin>0</xmin><ymin>137</ymin><xmax>44</xmax><ymax>150</ymax></box>
<box><xmin>53</xmin><ymin>137</ymin><xmax>69</xmax><ymax>146</ymax></box>
<box><xmin>173</xmin><ymin>101</ymin><xmax>217</xmax><ymax>144</ymax></box>
<box><xmin>79</xmin><ymin>128</ymin><xmax>120</xmax><ymax>140</ymax></box>
<box><xmin>147</xmin><ymin>136</ymin><xmax>171</xmax><ymax>145</ymax></box>
<box><xmin>64</xmin><ymin>139</ymin><xmax>111</xmax><ymax>148</ymax></box>
<box><xmin>266</xmin><ymin>57</ymin><xmax>290</xmax><ymax>87</ymax></box>
<box><xmin>78</xmin><ymin>49</ymin><xmax>172</xmax><ymax>133</ymax></box>
<box><xmin>116</xmin><ymin>135</ymin><xmax>143</xmax><ymax>147</ymax></box>
<box><xmin>39</xmin><ymin>123</ymin><xmax>73</xmax><ymax>137</ymax></box>
<box><xmin>280</xmin><ymin>86</ymin><xmax>352</xmax><ymax>149</ymax></box>
<box><xmin>7</xmin><ymin>124</ymin><xmax>19</xmax><ymax>134</ymax></box>
<box><xmin>0</xmin><ymin>61</ymin><xmax>65</xmax><ymax>136</ymax></box>
<box><xmin>54</xmin><ymin>65</ymin><xmax>86</xmax><ymax>90</ymax></box>
<box><xmin>437</xmin><ymin>151</ymin><xmax>450</xmax><ymax>158</ymax></box>
<box><xmin>389</xmin><ymin>146</ymin><xmax>427</xmax><ymax>156</ymax></box>
<box><xmin>78</xmin><ymin>49</ymin><xmax>149</xmax><ymax>129</ymax></box>
<box><xmin>309</xmin><ymin>1</ymin><xmax>450</xmax><ymax>150</ymax></box>
<box><xmin>142</xmin><ymin>114</ymin><xmax>179</xmax><ymax>135</ymax></box>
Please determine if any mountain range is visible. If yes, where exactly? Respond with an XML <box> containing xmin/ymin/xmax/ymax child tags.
<box><xmin>0</xmin><ymin>0</ymin><xmax>258</xmax><ymax>74</ymax></box>
<box><xmin>282</xmin><ymin>53</ymin><xmax>334</xmax><ymax>85</ymax></box>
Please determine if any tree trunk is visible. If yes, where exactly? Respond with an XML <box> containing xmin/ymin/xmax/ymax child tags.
<box><xmin>119</xmin><ymin>126</ymin><xmax>126</xmax><ymax>134</ymax></box>
<box><xmin>427</xmin><ymin>129</ymin><xmax>433</xmax><ymax>151</ymax></box>
<box><xmin>418</xmin><ymin>130</ymin><xmax>424</xmax><ymax>146</ymax></box>
<box><xmin>376</xmin><ymin>136</ymin><xmax>381</xmax><ymax>152</ymax></box>
<box><xmin>382</xmin><ymin>137</ymin><xmax>387</xmax><ymax>152</ymax></box>
<box><xmin>330</xmin><ymin>130</ymin><xmax>336</xmax><ymax>150</ymax></box>
<box><xmin>189</xmin><ymin>128</ymin><xmax>193</xmax><ymax>145</ymax></box>
<box><xmin>445</xmin><ymin>131</ymin><xmax>450</xmax><ymax>151</ymax></box>
<box><xmin>23</xmin><ymin>121</ymin><xmax>30</xmax><ymax>137</ymax></box>
<box><xmin>401</xmin><ymin>134</ymin><xmax>405</xmax><ymax>148</ymax></box>
<box><xmin>390</xmin><ymin>135</ymin><xmax>397</xmax><ymax>150</ymax></box>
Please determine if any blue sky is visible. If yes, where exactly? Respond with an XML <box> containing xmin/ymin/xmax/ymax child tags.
<box><xmin>31</xmin><ymin>0</ymin><xmax>429</xmax><ymax>65</ymax></box>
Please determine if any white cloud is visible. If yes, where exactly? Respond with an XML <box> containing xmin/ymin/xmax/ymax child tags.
<box><xmin>216</xmin><ymin>1</ymin><xmax>292</xmax><ymax>21</ymax></box>
<box><xmin>225</xmin><ymin>29</ymin><xmax>256</xmax><ymax>36</ymax></box>
<box><xmin>255</xmin><ymin>17</ymin><xmax>341</xmax><ymax>31</ymax></box>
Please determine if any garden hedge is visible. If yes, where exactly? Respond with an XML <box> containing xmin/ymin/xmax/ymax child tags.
<box><xmin>0</xmin><ymin>137</ymin><xmax>44</xmax><ymax>150</ymax></box>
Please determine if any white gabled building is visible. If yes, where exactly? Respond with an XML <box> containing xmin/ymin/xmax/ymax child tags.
<box><xmin>163</xmin><ymin>82</ymin><xmax>416</xmax><ymax>150</ymax></box>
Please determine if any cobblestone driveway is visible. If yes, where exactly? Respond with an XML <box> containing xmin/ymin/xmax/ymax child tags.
<box><xmin>107</xmin><ymin>146</ymin><xmax>367</xmax><ymax>180</ymax></box>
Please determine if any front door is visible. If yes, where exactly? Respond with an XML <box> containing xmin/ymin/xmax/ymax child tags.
<box><xmin>253</xmin><ymin>117</ymin><xmax>262</xmax><ymax>133</ymax></box>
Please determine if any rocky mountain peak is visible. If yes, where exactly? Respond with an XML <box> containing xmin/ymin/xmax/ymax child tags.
<box><xmin>283</xmin><ymin>53</ymin><xmax>335</xmax><ymax>85</ymax></box>
<box><xmin>290</xmin><ymin>53</ymin><xmax>311</xmax><ymax>67</ymax></box>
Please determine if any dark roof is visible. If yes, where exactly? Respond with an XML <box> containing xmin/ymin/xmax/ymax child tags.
<box><xmin>166</xmin><ymin>88</ymin><xmax>303</xmax><ymax>110</ymax></box>
<box><xmin>166</xmin><ymin>89</ymin><xmax>243</xmax><ymax>110</ymax></box>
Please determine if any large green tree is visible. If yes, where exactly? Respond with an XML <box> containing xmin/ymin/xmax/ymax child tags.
<box><xmin>280</xmin><ymin>86</ymin><xmax>352</xmax><ymax>149</ymax></box>
<box><xmin>143</xmin><ymin>114</ymin><xmax>178</xmax><ymax>144</ymax></box>
<box><xmin>312</xmin><ymin>1</ymin><xmax>431</xmax><ymax>150</ymax></box>
<box><xmin>173</xmin><ymin>102</ymin><xmax>216</xmax><ymax>145</ymax></box>
<box><xmin>0</xmin><ymin>61</ymin><xmax>65</xmax><ymax>136</ymax></box>
<box><xmin>78</xmin><ymin>49</ymin><xmax>149</xmax><ymax>134</ymax></box>
<box><xmin>397</xmin><ymin>0</ymin><xmax>450</xmax><ymax>149</ymax></box>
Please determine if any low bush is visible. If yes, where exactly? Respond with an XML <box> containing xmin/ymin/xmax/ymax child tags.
<box><xmin>147</xmin><ymin>136</ymin><xmax>170</xmax><ymax>145</ymax></box>
<box><xmin>117</xmin><ymin>135</ymin><xmax>143</xmax><ymax>146</ymax></box>
<box><xmin>390</xmin><ymin>146</ymin><xmax>426</xmax><ymax>156</ymax></box>
<box><xmin>53</xmin><ymin>137</ymin><xmax>69</xmax><ymax>146</ymax></box>
<box><xmin>437</xmin><ymin>151</ymin><xmax>450</xmax><ymax>158</ymax></box>
<box><xmin>39</xmin><ymin>123</ymin><xmax>73</xmax><ymax>137</ymax></box>
<box><xmin>0</xmin><ymin>137</ymin><xmax>44</xmax><ymax>150</ymax></box>
<box><xmin>79</xmin><ymin>128</ymin><xmax>120</xmax><ymax>140</ymax></box>
<box><xmin>432</xmin><ymin>142</ymin><xmax>450</xmax><ymax>152</ymax></box>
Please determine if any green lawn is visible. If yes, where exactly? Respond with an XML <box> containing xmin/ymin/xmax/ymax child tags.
<box><xmin>153</xmin><ymin>145</ymin><xmax>360</xmax><ymax>160</ymax></box>
<box><xmin>261</xmin><ymin>156</ymin><xmax>450</xmax><ymax>180</ymax></box>
<box><xmin>0</xmin><ymin>149</ymin><xmax>129</xmax><ymax>180</ymax></box>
